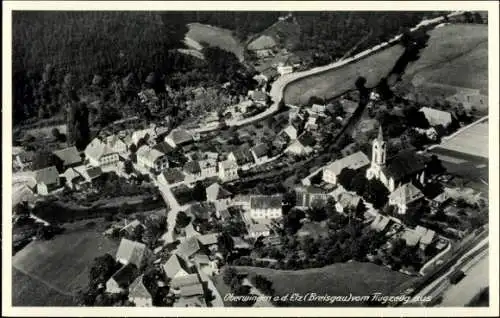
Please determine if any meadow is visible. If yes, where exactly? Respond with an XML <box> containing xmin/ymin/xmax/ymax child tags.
<box><xmin>283</xmin><ymin>44</ymin><xmax>405</xmax><ymax>105</ymax></box>
<box><xmin>186</xmin><ymin>23</ymin><xmax>245</xmax><ymax>61</ymax></box>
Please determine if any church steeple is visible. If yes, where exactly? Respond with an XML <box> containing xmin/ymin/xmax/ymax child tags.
<box><xmin>371</xmin><ymin>124</ymin><xmax>386</xmax><ymax>166</ymax></box>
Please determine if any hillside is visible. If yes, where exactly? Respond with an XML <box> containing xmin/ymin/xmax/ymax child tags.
<box><xmin>233</xmin><ymin>262</ymin><xmax>416</xmax><ymax>307</ymax></box>
<box><xmin>402</xmin><ymin>23</ymin><xmax>488</xmax><ymax>94</ymax></box>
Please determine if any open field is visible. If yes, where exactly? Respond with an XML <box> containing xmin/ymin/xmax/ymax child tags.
<box><xmin>186</xmin><ymin>23</ymin><xmax>245</xmax><ymax>61</ymax></box>
<box><xmin>12</xmin><ymin>268</ymin><xmax>77</xmax><ymax>306</ymax></box>
<box><xmin>12</xmin><ymin>220</ymin><xmax>119</xmax><ymax>305</ymax></box>
<box><xmin>283</xmin><ymin>44</ymin><xmax>405</xmax><ymax>105</ymax></box>
<box><xmin>403</xmin><ymin>24</ymin><xmax>488</xmax><ymax>94</ymax></box>
<box><xmin>233</xmin><ymin>262</ymin><xmax>415</xmax><ymax>307</ymax></box>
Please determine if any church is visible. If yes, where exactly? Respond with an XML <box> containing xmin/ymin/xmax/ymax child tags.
<box><xmin>366</xmin><ymin>126</ymin><xmax>427</xmax><ymax>193</ymax></box>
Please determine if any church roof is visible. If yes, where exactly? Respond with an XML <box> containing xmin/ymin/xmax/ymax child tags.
<box><xmin>382</xmin><ymin>150</ymin><xmax>427</xmax><ymax>182</ymax></box>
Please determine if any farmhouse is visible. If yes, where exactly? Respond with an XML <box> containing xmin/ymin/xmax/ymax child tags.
<box><xmin>33</xmin><ymin>166</ymin><xmax>61</xmax><ymax>195</ymax></box>
<box><xmin>106</xmin><ymin>263</ymin><xmax>139</xmax><ymax>294</ymax></box>
<box><xmin>136</xmin><ymin>145</ymin><xmax>169</xmax><ymax>172</ymax></box>
<box><xmin>322</xmin><ymin>151</ymin><xmax>370</xmax><ymax>185</ymax></box>
<box><xmin>128</xmin><ymin>275</ymin><xmax>153</xmax><ymax>307</ymax></box>
<box><xmin>366</xmin><ymin>126</ymin><xmax>427</xmax><ymax>192</ymax></box>
<box><xmin>248</xmin><ymin>35</ymin><xmax>277</xmax><ymax>57</ymax></box>
<box><xmin>295</xmin><ymin>186</ymin><xmax>331</xmax><ymax>208</ymax></box>
<box><xmin>198</xmin><ymin>159</ymin><xmax>218</xmax><ymax>178</ymax></box>
<box><xmin>251</xmin><ymin>143</ymin><xmax>270</xmax><ymax>164</ymax></box>
<box><xmin>218</xmin><ymin>159</ymin><xmax>239</xmax><ymax>181</ymax></box>
<box><xmin>388</xmin><ymin>183</ymin><xmax>425</xmax><ymax>215</ymax></box>
<box><xmin>85</xmin><ymin>137</ymin><xmax>120</xmax><ymax>167</ymax></box>
<box><xmin>62</xmin><ymin>167</ymin><xmax>86</xmax><ymax>190</ymax></box>
<box><xmin>249</xmin><ymin>195</ymin><xmax>283</xmax><ymax>220</ymax></box>
<box><xmin>52</xmin><ymin>146</ymin><xmax>82</xmax><ymax>171</ymax></box>
<box><xmin>162</xmin><ymin>254</ymin><xmax>192</xmax><ymax>281</ymax></box>
<box><xmin>277</xmin><ymin>63</ymin><xmax>294</xmax><ymax>76</ymax></box>
<box><xmin>165</xmin><ymin>129</ymin><xmax>197</xmax><ymax>148</ymax></box>
<box><xmin>116</xmin><ymin>238</ymin><xmax>152</xmax><ymax>268</ymax></box>
<box><xmin>419</xmin><ymin>107</ymin><xmax>453</xmax><ymax>127</ymax></box>
<box><xmin>104</xmin><ymin>135</ymin><xmax>128</xmax><ymax>157</ymax></box>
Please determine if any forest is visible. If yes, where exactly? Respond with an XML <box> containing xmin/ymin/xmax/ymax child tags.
<box><xmin>12</xmin><ymin>11</ymin><xmax>449</xmax><ymax>129</ymax></box>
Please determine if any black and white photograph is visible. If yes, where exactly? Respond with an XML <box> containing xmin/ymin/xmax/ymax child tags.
<box><xmin>2</xmin><ymin>1</ymin><xmax>498</xmax><ymax>316</ymax></box>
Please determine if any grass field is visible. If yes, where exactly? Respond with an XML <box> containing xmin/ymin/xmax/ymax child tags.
<box><xmin>403</xmin><ymin>24</ymin><xmax>488</xmax><ymax>94</ymax></box>
<box><xmin>283</xmin><ymin>44</ymin><xmax>405</xmax><ymax>105</ymax></box>
<box><xmin>232</xmin><ymin>262</ymin><xmax>416</xmax><ymax>307</ymax></box>
<box><xmin>12</xmin><ymin>220</ymin><xmax>119</xmax><ymax>305</ymax></box>
<box><xmin>186</xmin><ymin>23</ymin><xmax>245</xmax><ymax>61</ymax></box>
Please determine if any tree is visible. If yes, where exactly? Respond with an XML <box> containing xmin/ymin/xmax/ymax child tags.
<box><xmin>363</xmin><ymin>178</ymin><xmax>389</xmax><ymax>209</ymax></box>
<box><xmin>175</xmin><ymin>211</ymin><xmax>191</xmax><ymax>229</ymax></box>
<box><xmin>307</xmin><ymin>200</ymin><xmax>328</xmax><ymax>222</ymax></box>
<box><xmin>351</xmin><ymin>171</ymin><xmax>368</xmax><ymax>196</ymax></box>
<box><xmin>337</xmin><ymin>168</ymin><xmax>357</xmax><ymax>191</ymax></box>
<box><xmin>129</xmin><ymin>144</ymin><xmax>137</xmax><ymax>154</ymax></box>
<box><xmin>282</xmin><ymin>208</ymin><xmax>305</xmax><ymax>234</ymax></box>
<box><xmin>89</xmin><ymin>253</ymin><xmax>117</xmax><ymax>288</ymax></box>
<box><xmin>124</xmin><ymin>160</ymin><xmax>134</xmax><ymax>174</ymax></box>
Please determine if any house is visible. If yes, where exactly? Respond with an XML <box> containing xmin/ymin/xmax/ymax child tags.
<box><xmin>84</xmin><ymin>138</ymin><xmax>120</xmax><ymax>167</ymax></box>
<box><xmin>176</xmin><ymin>236</ymin><xmax>202</xmax><ymax>260</ymax></box>
<box><xmin>322</xmin><ymin>151</ymin><xmax>370</xmax><ymax>185</ymax></box>
<box><xmin>13</xmin><ymin>150</ymin><xmax>35</xmax><ymax>171</ymax></box>
<box><xmin>206</xmin><ymin>183</ymin><xmax>232</xmax><ymax>204</ymax></box>
<box><xmin>218</xmin><ymin>160</ymin><xmax>239</xmax><ymax>181</ymax></box>
<box><xmin>249</xmin><ymin>90</ymin><xmax>269</xmax><ymax>106</ymax></box>
<box><xmin>249</xmin><ymin>195</ymin><xmax>283</xmax><ymax>220</ymax></box>
<box><xmin>286</xmin><ymin>139</ymin><xmax>311</xmax><ymax>156</ymax></box>
<box><xmin>162</xmin><ymin>254</ymin><xmax>191</xmax><ymax>281</ymax></box>
<box><xmin>419</xmin><ymin>107</ymin><xmax>453</xmax><ymax>128</ymax></box>
<box><xmin>119</xmin><ymin>220</ymin><xmax>145</xmax><ymax>238</ymax></box>
<box><xmin>75</xmin><ymin>166</ymin><xmax>104</xmax><ymax>184</ymax></box>
<box><xmin>132</xmin><ymin>128</ymin><xmax>156</xmax><ymax>146</ymax></box>
<box><xmin>231</xmin><ymin>236</ymin><xmax>252</xmax><ymax>250</ymax></box>
<box><xmin>165</xmin><ymin>129</ymin><xmax>196</xmax><ymax>148</ymax></box>
<box><xmin>116</xmin><ymin>238</ymin><xmax>152</xmax><ymax>268</ymax></box>
<box><xmin>370</xmin><ymin>214</ymin><xmax>391</xmax><ymax>232</ymax></box>
<box><xmin>13</xmin><ymin>184</ymin><xmax>36</xmax><ymax>208</ymax></box>
<box><xmin>277</xmin><ymin>63</ymin><xmax>293</xmax><ymax>76</ymax></box>
<box><xmin>304</xmin><ymin>115</ymin><xmax>318</xmax><ymax>131</ymax></box>
<box><xmin>158</xmin><ymin>168</ymin><xmax>185</xmax><ymax>185</ymax></box>
<box><xmin>193</xmin><ymin>253</ymin><xmax>219</xmax><ymax>276</ymax></box>
<box><xmin>128</xmin><ymin>275</ymin><xmax>153</xmax><ymax>307</ymax></box>
<box><xmin>199</xmin><ymin>159</ymin><xmax>218</xmax><ymax>178</ymax></box>
<box><xmin>137</xmin><ymin>145</ymin><xmax>169</xmax><ymax>172</ymax></box>
<box><xmin>295</xmin><ymin>187</ymin><xmax>331</xmax><ymax>208</ymax></box>
<box><xmin>282</xmin><ymin>125</ymin><xmax>298</xmax><ymax>140</ymax></box>
<box><xmin>251</xmin><ymin>143</ymin><xmax>270</xmax><ymax>164</ymax></box>
<box><xmin>105</xmin><ymin>135</ymin><xmax>128</xmax><ymax>157</ymax></box>
<box><xmin>311</xmin><ymin>104</ymin><xmax>327</xmax><ymax>114</ymax></box>
<box><xmin>429</xmin><ymin>191</ymin><xmax>451</xmax><ymax>210</ymax></box>
<box><xmin>52</xmin><ymin>146</ymin><xmax>82</xmax><ymax>171</ymax></box>
<box><xmin>247</xmin><ymin>223</ymin><xmax>270</xmax><ymax>239</ymax></box>
<box><xmin>400</xmin><ymin>225</ymin><xmax>436</xmax><ymax>250</ymax></box>
<box><xmin>388</xmin><ymin>183</ymin><xmax>425</xmax><ymax>214</ymax></box>
<box><xmin>196</xmin><ymin>233</ymin><xmax>219</xmax><ymax>249</ymax></box>
<box><xmin>228</xmin><ymin>146</ymin><xmax>255</xmax><ymax>166</ymax></box>
<box><xmin>106</xmin><ymin>263</ymin><xmax>139</xmax><ymax>294</ymax></box>
<box><xmin>153</xmin><ymin>141</ymin><xmax>175</xmax><ymax>155</ymax></box>
<box><xmin>63</xmin><ymin>167</ymin><xmax>86</xmax><ymax>190</ymax></box>
<box><xmin>33</xmin><ymin>166</ymin><xmax>61</xmax><ymax>195</ymax></box>
<box><xmin>418</xmin><ymin>226</ymin><xmax>436</xmax><ymax>250</ymax></box>
<box><xmin>189</xmin><ymin>202</ymin><xmax>216</xmax><ymax>222</ymax></box>
<box><xmin>184</xmin><ymin>161</ymin><xmax>202</xmax><ymax>179</ymax></box>
<box><xmin>366</xmin><ymin>126</ymin><xmax>427</xmax><ymax>192</ymax></box>
<box><xmin>335</xmin><ymin>192</ymin><xmax>363</xmax><ymax>213</ymax></box>
<box><xmin>248</xmin><ymin>35</ymin><xmax>277</xmax><ymax>55</ymax></box>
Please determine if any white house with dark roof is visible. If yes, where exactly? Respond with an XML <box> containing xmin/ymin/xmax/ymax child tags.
<box><xmin>388</xmin><ymin>183</ymin><xmax>425</xmax><ymax>214</ymax></box>
<box><xmin>33</xmin><ymin>166</ymin><xmax>61</xmax><ymax>195</ymax></box>
<box><xmin>249</xmin><ymin>195</ymin><xmax>283</xmax><ymax>220</ymax></box>
<box><xmin>84</xmin><ymin>138</ymin><xmax>119</xmax><ymax>167</ymax></box>
<box><xmin>322</xmin><ymin>151</ymin><xmax>370</xmax><ymax>185</ymax></box>
<box><xmin>136</xmin><ymin>145</ymin><xmax>169</xmax><ymax>172</ymax></box>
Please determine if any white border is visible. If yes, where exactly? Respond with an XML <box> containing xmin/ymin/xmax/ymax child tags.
<box><xmin>2</xmin><ymin>1</ymin><xmax>499</xmax><ymax>317</ymax></box>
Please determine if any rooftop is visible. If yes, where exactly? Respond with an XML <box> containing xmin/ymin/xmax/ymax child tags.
<box><xmin>116</xmin><ymin>238</ymin><xmax>150</xmax><ymax>268</ymax></box>
<box><xmin>250</xmin><ymin>195</ymin><xmax>283</xmax><ymax>210</ymax></box>
<box><xmin>324</xmin><ymin>151</ymin><xmax>370</xmax><ymax>176</ymax></box>
<box><xmin>52</xmin><ymin>146</ymin><xmax>82</xmax><ymax>166</ymax></box>
<box><xmin>34</xmin><ymin>166</ymin><xmax>59</xmax><ymax>185</ymax></box>
<box><xmin>206</xmin><ymin>183</ymin><xmax>232</xmax><ymax>201</ymax></box>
